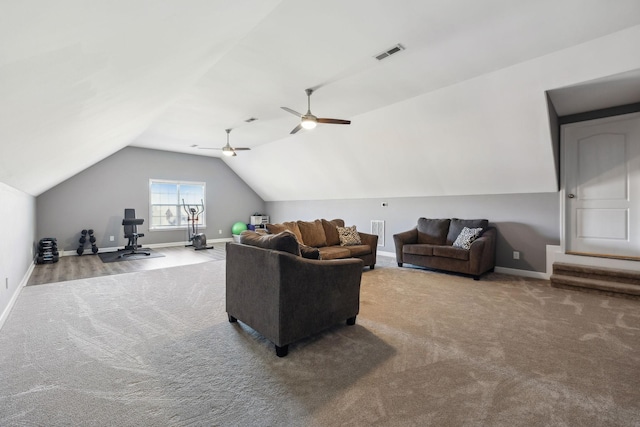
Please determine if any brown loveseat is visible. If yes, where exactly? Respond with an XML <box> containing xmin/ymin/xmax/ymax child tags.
<box><xmin>393</xmin><ymin>218</ymin><xmax>496</xmax><ymax>280</ymax></box>
<box><xmin>226</xmin><ymin>231</ymin><xmax>363</xmax><ymax>357</ymax></box>
<box><xmin>265</xmin><ymin>218</ymin><xmax>378</xmax><ymax>269</ymax></box>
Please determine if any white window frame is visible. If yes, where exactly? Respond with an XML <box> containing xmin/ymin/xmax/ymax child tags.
<box><xmin>149</xmin><ymin>179</ymin><xmax>207</xmax><ymax>231</ymax></box>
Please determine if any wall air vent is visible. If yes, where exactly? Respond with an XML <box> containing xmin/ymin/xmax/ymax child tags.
<box><xmin>371</xmin><ymin>220</ymin><xmax>385</xmax><ymax>246</ymax></box>
<box><xmin>375</xmin><ymin>43</ymin><xmax>405</xmax><ymax>61</ymax></box>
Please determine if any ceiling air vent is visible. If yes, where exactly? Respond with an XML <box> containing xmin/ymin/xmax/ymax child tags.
<box><xmin>375</xmin><ymin>43</ymin><xmax>405</xmax><ymax>61</ymax></box>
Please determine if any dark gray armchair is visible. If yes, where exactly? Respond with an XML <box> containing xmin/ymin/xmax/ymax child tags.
<box><xmin>226</xmin><ymin>233</ymin><xmax>363</xmax><ymax>357</ymax></box>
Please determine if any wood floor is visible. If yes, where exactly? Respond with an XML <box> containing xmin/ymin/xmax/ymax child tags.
<box><xmin>27</xmin><ymin>245</ymin><xmax>227</xmax><ymax>286</ymax></box>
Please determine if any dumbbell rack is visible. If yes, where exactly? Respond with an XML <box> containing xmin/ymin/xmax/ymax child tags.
<box><xmin>37</xmin><ymin>237</ymin><xmax>59</xmax><ymax>264</ymax></box>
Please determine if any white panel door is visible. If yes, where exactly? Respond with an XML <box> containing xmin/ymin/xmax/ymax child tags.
<box><xmin>563</xmin><ymin>113</ymin><xmax>640</xmax><ymax>257</ymax></box>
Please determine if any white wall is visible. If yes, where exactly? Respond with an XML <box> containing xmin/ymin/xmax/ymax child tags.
<box><xmin>0</xmin><ymin>182</ymin><xmax>36</xmax><ymax>329</ymax></box>
<box><xmin>229</xmin><ymin>25</ymin><xmax>640</xmax><ymax>202</ymax></box>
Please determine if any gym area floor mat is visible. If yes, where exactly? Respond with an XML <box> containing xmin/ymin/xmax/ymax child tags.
<box><xmin>98</xmin><ymin>249</ymin><xmax>165</xmax><ymax>263</ymax></box>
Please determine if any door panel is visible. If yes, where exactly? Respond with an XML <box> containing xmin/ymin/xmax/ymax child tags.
<box><xmin>578</xmin><ymin>134</ymin><xmax>627</xmax><ymax>200</ymax></box>
<box><xmin>577</xmin><ymin>208</ymin><xmax>627</xmax><ymax>239</ymax></box>
<box><xmin>563</xmin><ymin>113</ymin><xmax>640</xmax><ymax>257</ymax></box>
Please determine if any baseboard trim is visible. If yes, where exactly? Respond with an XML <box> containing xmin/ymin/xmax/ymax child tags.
<box><xmin>377</xmin><ymin>251</ymin><xmax>395</xmax><ymax>258</ymax></box>
<box><xmin>494</xmin><ymin>266</ymin><xmax>548</xmax><ymax>280</ymax></box>
<box><xmin>61</xmin><ymin>238</ymin><xmax>233</xmax><ymax>257</ymax></box>
<box><xmin>0</xmin><ymin>262</ymin><xmax>35</xmax><ymax>331</ymax></box>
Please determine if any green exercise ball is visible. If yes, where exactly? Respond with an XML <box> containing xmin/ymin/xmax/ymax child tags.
<box><xmin>231</xmin><ymin>222</ymin><xmax>248</xmax><ymax>235</ymax></box>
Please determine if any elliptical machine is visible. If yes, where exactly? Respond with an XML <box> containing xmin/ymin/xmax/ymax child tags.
<box><xmin>182</xmin><ymin>199</ymin><xmax>213</xmax><ymax>250</ymax></box>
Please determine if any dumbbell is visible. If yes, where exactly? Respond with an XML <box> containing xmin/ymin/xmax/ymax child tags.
<box><xmin>87</xmin><ymin>229</ymin><xmax>98</xmax><ymax>253</ymax></box>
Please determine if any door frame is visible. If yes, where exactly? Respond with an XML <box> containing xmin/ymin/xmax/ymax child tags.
<box><xmin>559</xmin><ymin>111</ymin><xmax>640</xmax><ymax>258</ymax></box>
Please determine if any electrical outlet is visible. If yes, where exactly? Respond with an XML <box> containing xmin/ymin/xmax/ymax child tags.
<box><xmin>109</xmin><ymin>235</ymin><xmax>115</xmax><ymax>242</ymax></box>
<box><xmin>219</xmin><ymin>229</ymin><xmax>222</xmax><ymax>234</ymax></box>
<box><xmin>513</xmin><ymin>251</ymin><xmax>520</xmax><ymax>260</ymax></box>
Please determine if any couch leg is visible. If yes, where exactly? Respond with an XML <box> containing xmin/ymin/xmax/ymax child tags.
<box><xmin>473</xmin><ymin>275</ymin><xmax>480</xmax><ymax>281</ymax></box>
<box><xmin>228</xmin><ymin>314</ymin><xmax>237</xmax><ymax>323</ymax></box>
<box><xmin>370</xmin><ymin>264</ymin><xmax>375</xmax><ymax>270</ymax></box>
<box><xmin>397</xmin><ymin>262</ymin><xmax>403</xmax><ymax>267</ymax></box>
<box><xmin>275</xmin><ymin>345</ymin><xmax>289</xmax><ymax>357</ymax></box>
<box><xmin>346</xmin><ymin>316</ymin><xmax>356</xmax><ymax>325</ymax></box>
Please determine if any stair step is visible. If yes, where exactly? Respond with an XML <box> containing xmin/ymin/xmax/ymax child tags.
<box><xmin>552</xmin><ymin>262</ymin><xmax>640</xmax><ymax>286</ymax></box>
<box><xmin>550</xmin><ymin>273</ymin><xmax>640</xmax><ymax>297</ymax></box>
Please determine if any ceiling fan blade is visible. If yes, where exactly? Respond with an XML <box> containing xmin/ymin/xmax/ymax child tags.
<box><xmin>198</xmin><ymin>147</ymin><xmax>221</xmax><ymax>150</ymax></box>
<box><xmin>233</xmin><ymin>147</ymin><xmax>251</xmax><ymax>151</ymax></box>
<box><xmin>281</xmin><ymin>106</ymin><xmax>302</xmax><ymax>117</ymax></box>
<box><xmin>289</xmin><ymin>123</ymin><xmax>302</xmax><ymax>135</ymax></box>
<box><xmin>290</xmin><ymin>123</ymin><xmax>303</xmax><ymax>134</ymax></box>
<box><xmin>317</xmin><ymin>118</ymin><xmax>351</xmax><ymax>125</ymax></box>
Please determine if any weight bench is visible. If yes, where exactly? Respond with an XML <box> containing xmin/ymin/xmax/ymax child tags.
<box><xmin>119</xmin><ymin>208</ymin><xmax>150</xmax><ymax>258</ymax></box>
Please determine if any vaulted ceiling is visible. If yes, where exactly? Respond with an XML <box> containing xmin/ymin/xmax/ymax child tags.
<box><xmin>2</xmin><ymin>1</ymin><xmax>640</xmax><ymax>199</ymax></box>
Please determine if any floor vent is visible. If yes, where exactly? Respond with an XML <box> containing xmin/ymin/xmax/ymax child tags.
<box><xmin>375</xmin><ymin>44</ymin><xmax>405</xmax><ymax>61</ymax></box>
<box><xmin>371</xmin><ymin>220</ymin><xmax>385</xmax><ymax>246</ymax></box>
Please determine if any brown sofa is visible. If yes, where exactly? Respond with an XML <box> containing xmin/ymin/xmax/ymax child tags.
<box><xmin>393</xmin><ymin>218</ymin><xmax>496</xmax><ymax>280</ymax></box>
<box><xmin>265</xmin><ymin>218</ymin><xmax>378</xmax><ymax>269</ymax></box>
<box><xmin>226</xmin><ymin>231</ymin><xmax>363</xmax><ymax>357</ymax></box>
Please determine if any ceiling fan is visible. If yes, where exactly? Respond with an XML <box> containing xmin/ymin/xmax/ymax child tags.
<box><xmin>281</xmin><ymin>88</ymin><xmax>351</xmax><ymax>134</ymax></box>
<box><xmin>198</xmin><ymin>129</ymin><xmax>250</xmax><ymax>157</ymax></box>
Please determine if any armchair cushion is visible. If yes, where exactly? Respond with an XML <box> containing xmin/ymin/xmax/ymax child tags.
<box><xmin>300</xmin><ymin>244</ymin><xmax>321</xmax><ymax>260</ymax></box>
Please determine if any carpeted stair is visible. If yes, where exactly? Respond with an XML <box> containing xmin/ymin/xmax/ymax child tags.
<box><xmin>551</xmin><ymin>262</ymin><xmax>640</xmax><ymax>298</ymax></box>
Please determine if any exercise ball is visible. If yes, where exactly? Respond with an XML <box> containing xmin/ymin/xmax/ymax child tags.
<box><xmin>231</xmin><ymin>222</ymin><xmax>248</xmax><ymax>235</ymax></box>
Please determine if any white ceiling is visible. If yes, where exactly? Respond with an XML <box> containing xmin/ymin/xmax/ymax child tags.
<box><xmin>2</xmin><ymin>1</ymin><xmax>640</xmax><ymax>199</ymax></box>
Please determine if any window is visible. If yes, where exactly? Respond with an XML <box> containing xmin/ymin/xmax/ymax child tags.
<box><xmin>149</xmin><ymin>179</ymin><xmax>206</xmax><ymax>230</ymax></box>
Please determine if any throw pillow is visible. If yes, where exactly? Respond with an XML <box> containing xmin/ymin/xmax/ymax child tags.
<box><xmin>447</xmin><ymin>219</ymin><xmax>488</xmax><ymax>245</ymax></box>
<box><xmin>452</xmin><ymin>227</ymin><xmax>484</xmax><ymax>250</ymax></box>
<box><xmin>337</xmin><ymin>225</ymin><xmax>362</xmax><ymax>246</ymax></box>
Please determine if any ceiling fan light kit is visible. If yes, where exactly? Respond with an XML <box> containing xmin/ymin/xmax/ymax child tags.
<box><xmin>301</xmin><ymin>115</ymin><xmax>317</xmax><ymax>129</ymax></box>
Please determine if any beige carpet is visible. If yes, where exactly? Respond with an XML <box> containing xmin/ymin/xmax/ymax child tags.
<box><xmin>1</xmin><ymin>261</ymin><xmax>639</xmax><ymax>426</ymax></box>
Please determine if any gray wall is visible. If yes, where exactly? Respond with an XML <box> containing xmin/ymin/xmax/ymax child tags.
<box><xmin>37</xmin><ymin>147</ymin><xmax>265</xmax><ymax>252</ymax></box>
<box><xmin>266</xmin><ymin>192</ymin><xmax>560</xmax><ymax>273</ymax></box>
<box><xmin>0</xmin><ymin>182</ymin><xmax>36</xmax><ymax>325</ymax></box>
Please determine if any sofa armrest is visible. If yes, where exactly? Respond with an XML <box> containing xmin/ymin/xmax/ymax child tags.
<box><xmin>468</xmin><ymin>227</ymin><xmax>496</xmax><ymax>275</ymax></box>
<box><xmin>358</xmin><ymin>231</ymin><xmax>378</xmax><ymax>259</ymax></box>
<box><xmin>393</xmin><ymin>228</ymin><xmax>418</xmax><ymax>264</ymax></box>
